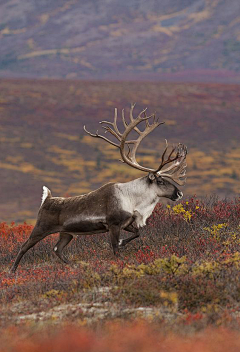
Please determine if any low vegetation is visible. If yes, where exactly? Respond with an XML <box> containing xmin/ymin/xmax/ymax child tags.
<box><xmin>0</xmin><ymin>196</ymin><xmax>239</xmax><ymax>350</ymax></box>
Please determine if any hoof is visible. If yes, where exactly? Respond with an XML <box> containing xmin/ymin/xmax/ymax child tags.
<box><xmin>118</xmin><ymin>239</ymin><xmax>125</xmax><ymax>248</ymax></box>
<box><xmin>54</xmin><ymin>251</ymin><xmax>70</xmax><ymax>264</ymax></box>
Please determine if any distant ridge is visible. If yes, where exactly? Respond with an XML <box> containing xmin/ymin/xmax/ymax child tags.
<box><xmin>0</xmin><ymin>0</ymin><xmax>240</xmax><ymax>83</ymax></box>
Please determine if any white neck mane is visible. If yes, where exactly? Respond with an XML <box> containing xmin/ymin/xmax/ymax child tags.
<box><xmin>114</xmin><ymin>177</ymin><xmax>159</xmax><ymax>227</ymax></box>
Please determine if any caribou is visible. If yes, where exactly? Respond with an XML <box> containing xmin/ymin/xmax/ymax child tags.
<box><xmin>10</xmin><ymin>104</ymin><xmax>187</xmax><ymax>273</ymax></box>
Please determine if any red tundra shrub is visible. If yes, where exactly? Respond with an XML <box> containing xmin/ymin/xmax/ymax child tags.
<box><xmin>1</xmin><ymin>324</ymin><xmax>240</xmax><ymax>352</ymax></box>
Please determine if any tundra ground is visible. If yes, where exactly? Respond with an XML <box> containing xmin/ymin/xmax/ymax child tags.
<box><xmin>0</xmin><ymin>196</ymin><xmax>239</xmax><ymax>351</ymax></box>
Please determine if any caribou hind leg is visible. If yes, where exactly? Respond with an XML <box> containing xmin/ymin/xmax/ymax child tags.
<box><xmin>10</xmin><ymin>225</ymin><xmax>54</xmax><ymax>273</ymax></box>
<box><xmin>53</xmin><ymin>232</ymin><xmax>73</xmax><ymax>264</ymax></box>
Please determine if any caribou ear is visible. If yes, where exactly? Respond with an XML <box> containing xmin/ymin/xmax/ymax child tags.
<box><xmin>148</xmin><ymin>172</ymin><xmax>156</xmax><ymax>182</ymax></box>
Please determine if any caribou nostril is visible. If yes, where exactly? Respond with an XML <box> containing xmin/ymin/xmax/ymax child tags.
<box><xmin>177</xmin><ymin>191</ymin><xmax>183</xmax><ymax>199</ymax></box>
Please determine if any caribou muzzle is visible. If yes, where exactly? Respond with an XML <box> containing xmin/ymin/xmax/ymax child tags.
<box><xmin>171</xmin><ymin>190</ymin><xmax>183</xmax><ymax>201</ymax></box>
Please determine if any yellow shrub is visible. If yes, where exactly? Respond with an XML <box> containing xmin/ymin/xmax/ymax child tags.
<box><xmin>168</xmin><ymin>203</ymin><xmax>193</xmax><ymax>222</ymax></box>
<box><xmin>204</xmin><ymin>223</ymin><xmax>228</xmax><ymax>241</ymax></box>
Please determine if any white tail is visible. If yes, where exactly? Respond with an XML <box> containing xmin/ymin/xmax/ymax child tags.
<box><xmin>41</xmin><ymin>186</ymin><xmax>51</xmax><ymax>206</ymax></box>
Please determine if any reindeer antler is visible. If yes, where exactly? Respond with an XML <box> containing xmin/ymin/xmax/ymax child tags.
<box><xmin>84</xmin><ymin>104</ymin><xmax>187</xmax><ymax>185</ymax></box>
<box><xmin>156</xmin><ymin>141</ymin><xmax>187</xmax><ymax>185</ymax></box>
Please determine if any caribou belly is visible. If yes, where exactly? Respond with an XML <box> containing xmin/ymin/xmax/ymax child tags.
<box><xmin>62</xmin><ymin>215</ymin><xmax>108</xmax><ymax>234</ymax></box>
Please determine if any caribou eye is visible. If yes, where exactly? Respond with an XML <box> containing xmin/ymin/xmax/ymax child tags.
<box><xmin>157</xmin><ymin>178</ymin><xmax>164</xmax><ymax>185</ymax></box>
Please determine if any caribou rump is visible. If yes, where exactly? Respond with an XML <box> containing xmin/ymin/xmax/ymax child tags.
<box><xmin>10</xmin><ymin>104</ymin><xmax>187</xmax><ymax>273</ymax></box>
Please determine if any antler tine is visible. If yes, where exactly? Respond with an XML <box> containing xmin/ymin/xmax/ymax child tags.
<box><xmin>123</xmin><ymin>105</ymin><xmax>148</xmax><ymax>126</ymax></box>
<box><xmin>154</xmin><ymin>140</ymin><xmax>180</xmax><ymax>173</ymax></box>
<box><xmin>146</xmin><ymin>113</ymin><xmax>156</xmax><ymax>126</ymax></box>
<box><xmin>100</xmin><ymin>108</ymin><xmax>122</xmax><ymax>138</ymax></box>
<box><xmin>157</xmin><ymin>144</ymin><xmax>188</xmax><ymax>185</ymax></box>
<box><xmin>101</xmin><ymin>125</ymin><xmax>122</xmax><ymax>142</ymax></box>
<box><xmin>139</xmin><ymin>107</ymin><xmax>148</xmax><ymax>118</ymax></box>
<box><xmin>114</xmin><ymin>108</ymin><xmax>121</xmax><ymax>135</ymax></box>
<box><xmin>126</xmin><ymin>104</ymin><xmax>151</xmax><ymax>134</ymax></box>
<box><xmin>162</xmin><ymin>159</ymin><xmax>187</xmax><ymax>186</ymax></box>
<box><xmin>161</xmin><ymin>139</ymin><xmax>169</xmax><ymax>164</ymax></box>
<box><xmin>83</xmin><ymin>125</ymin><xmax>120</xmax><ymax>148</ymax></box>
<box><xmin>130</xmin><ymin>103</ymin><xmax>142</xmax><ymax>134</ymax></box>
<box><xmin>129</xmin><ymin>103</ymin><xmax>136</xmax><ymax>122</ymax></box>
<box><xmin>131</xmin><ymin>104</ymin><xmax>149</xmax><ymax>134</ymax></box>
<box><xmin>122</xmin><ymin>109</ymin><xmax>128</xmax><ymax>129</ymax></box>
<box><xmin>143</xmin><ymin>110</ymin><xmax>150</xmax><ymax>127</ymax></box>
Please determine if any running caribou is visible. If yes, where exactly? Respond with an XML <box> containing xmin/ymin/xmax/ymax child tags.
<box><xmin>10</xmin><ymin>104</ymin><xmax>187</xmax><ymax>273</ymax></box>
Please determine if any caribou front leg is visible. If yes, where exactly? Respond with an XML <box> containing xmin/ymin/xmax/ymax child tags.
<box><xmin>109</xmin><ymin>225</ymin><xmax>121</xmax><ymax>255</ymax></box>
<box><xmin>119</xmin><ymin>223</ymin><xmax>140</xmax><ymax>248</ymax></box>
<box><xmin>108</xmin><ymin>212</ymin><xmax>134</xmax><ymax>255</ymax></box>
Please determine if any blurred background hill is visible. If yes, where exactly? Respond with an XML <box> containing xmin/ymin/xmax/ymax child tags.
<box><xmin>1</xmin><ymin>0</ymin><xmax>240</xmax><ymax>82</ymax></box>
<box><xmin>0</xmin><ymin>0</ymin><xmax>239</xmax><ymax>222</ymax></box>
